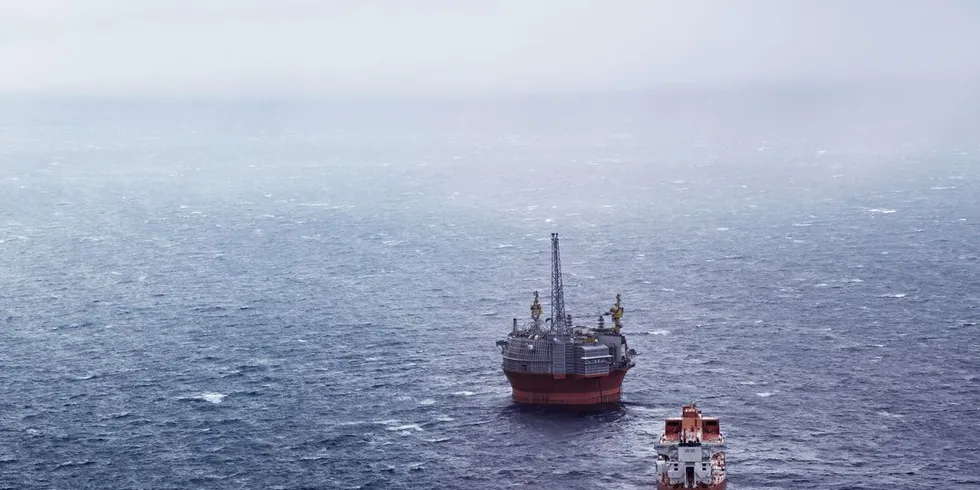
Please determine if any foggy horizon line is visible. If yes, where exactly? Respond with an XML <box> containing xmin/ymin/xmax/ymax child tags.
<box><xmin>2</xmin><ymin>77</ymin><xmax>977</xmax><ymax>104</ymax></box>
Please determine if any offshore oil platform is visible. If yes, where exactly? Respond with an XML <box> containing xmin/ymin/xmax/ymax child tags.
<box><xmin>495</xmin><ymin>233</ymin><xmax>635</xmax><ymax>405</ymax></box>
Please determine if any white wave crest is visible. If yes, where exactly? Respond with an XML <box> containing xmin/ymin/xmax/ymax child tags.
<box><xmin>199</xmin><ymin>392</ymin><xmax>226</xmax><ymax>404</ymax></box>
<box><xmin>877</xmin><ymin>411</ymin><xmax>904</xmax><ymax>419</ymax></box>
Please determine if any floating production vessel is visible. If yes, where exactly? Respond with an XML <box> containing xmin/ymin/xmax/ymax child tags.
<box><xmin>495</xmin><ymin>233</ymin><xmax>635</xmax><ymax>405</ymax></box>
<box><xmin>655</xmin><ymin>404</ymin><xmax>727</xmax><ymax>489</ymax></box>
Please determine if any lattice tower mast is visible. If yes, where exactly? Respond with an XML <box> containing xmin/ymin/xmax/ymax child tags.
<box><xmin>550</xmin><ymin>233</ymin><xmax>571</xmax><ymax>338</ymax></box>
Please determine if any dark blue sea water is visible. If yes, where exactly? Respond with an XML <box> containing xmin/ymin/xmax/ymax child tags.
<box><xmin>1</xmin><ymin>90</ymin><xmax>979</xmax><ymax>489</ymax></box>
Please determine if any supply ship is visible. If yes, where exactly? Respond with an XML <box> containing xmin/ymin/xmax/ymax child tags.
<box><xmin>655</xmin><ymin>404</ymin><xmax>727</xmax><ymax>489</ymax></box>
<box><xmin>495</xmin><ymin>233</ymin><xmax>635</xmax><ymax>405</ymax></box>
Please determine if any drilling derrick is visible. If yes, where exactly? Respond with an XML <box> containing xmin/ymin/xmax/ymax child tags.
<box><xmin>550</xmin><ymin>233</ymin><xmax>571</xmax><ymax>338</ymax></box>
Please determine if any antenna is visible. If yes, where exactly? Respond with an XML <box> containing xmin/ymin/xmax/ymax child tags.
<box><xmin>550</xmin><ymin>233</ymin><xmax>570</xmax><ymax>337</ymax></box>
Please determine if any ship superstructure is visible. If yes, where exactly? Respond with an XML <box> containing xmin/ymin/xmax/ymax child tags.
<box><xmin>655</xmin><ymin>404</ymin><xmax>727</xmax><ymax>489</ymax></box>
<box><xmin>495</xmin><ymin>233</ymin><xmax>635</xmax><ymax>405</ymax></box>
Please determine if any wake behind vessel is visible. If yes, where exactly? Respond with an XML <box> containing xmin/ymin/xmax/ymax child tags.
<box><xmin>495</xmin><ymin>233</ymin><xmax>635</xmax><ymax>405</ymax></box>
<box><xmin>655</xmin><ymin>404</ymin><xmax>727</xmax><ymax>489</ymax></box>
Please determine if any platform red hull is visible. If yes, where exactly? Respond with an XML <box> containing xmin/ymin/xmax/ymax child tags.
<box><xmin>502</xmin><ymin>368</ymin><xmax>629</xmax><ymax>405</ymax></box>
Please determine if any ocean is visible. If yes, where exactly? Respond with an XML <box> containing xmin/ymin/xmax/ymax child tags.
<box><xmin>1</xmin><ymin>88</ymin><xmax>978</xmax><ymax>489</ymax></box>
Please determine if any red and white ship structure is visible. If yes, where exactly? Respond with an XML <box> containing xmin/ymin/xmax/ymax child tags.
<box><xmin>495</xmin><ymin>234</ymin><xmax>635</xmax><ymax>405</ymax></box>
<box><xmin>655</xmin><ymin>404</ymin><xmax>727</xmax><ymax>489</ymax></box>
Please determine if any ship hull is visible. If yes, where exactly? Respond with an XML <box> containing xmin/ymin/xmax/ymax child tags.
<box><xmin>657</xmin><ymin>479</ymin><xmax>725</xmax><ymax>490</ymax></box>
<box><xmin>502</xmin><ymin>368</ymin><xmax>629</xmax><ymax>405</ymax></box>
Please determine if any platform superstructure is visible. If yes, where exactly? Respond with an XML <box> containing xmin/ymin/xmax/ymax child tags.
<box><xmin>655</xmin><ymin>404</ymin><xmax>727</xmax><ymax>489</ymax></box>
<box><xmin>495</xmin><ymin>233</ymin><xmax>635</xmax><ymax>405</ymax></box>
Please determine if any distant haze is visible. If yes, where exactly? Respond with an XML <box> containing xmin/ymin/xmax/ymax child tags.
<box><xmin>2</xmin><ymin>0</ymin><xmax>979</xmax><ymax>98</ymax></box>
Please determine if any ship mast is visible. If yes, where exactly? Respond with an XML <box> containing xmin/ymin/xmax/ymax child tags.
<box><xmin>550</xmin><ymin>233</ymin><xmax>571</xmax><ymax>338</ymax></box>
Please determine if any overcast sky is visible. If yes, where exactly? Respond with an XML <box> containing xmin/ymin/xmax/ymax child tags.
<box><xmin>1</xmin><ymin>0</ymin><xmax>978</xmax><ymax>97</ymax></box>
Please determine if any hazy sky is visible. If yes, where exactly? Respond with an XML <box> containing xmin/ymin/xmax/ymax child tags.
<box><xmin>1</xmin><ymin>0</ymin><xmax>979</xmax><ymax>97</ymax></box>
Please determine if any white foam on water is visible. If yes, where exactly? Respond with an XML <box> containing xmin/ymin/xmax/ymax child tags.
<box><xmin>877</xmin><ymin>411</ymin><xmax>904</xmax><ymax>419</ymax></box>
<box><xmin>387</xmin><ymin>424</ymin><xmax>424</xmax><ymax>432</ymax></box>
<box><xmin>647</xmin><ymin>330</ymin><xmax>670</xmax><ymax>336</ymax></box>
<box><xmin>452</xmin><ymin>391</ymin><xmax>475</xmax><ymax>397</ymax></box>
<box><xmin>881</xmin><ymin>293</ymin><xmax>907</xmax><ymax>298</ymax></box>
<box><xmin>418</xmin><ymin>399</ymin><xmax>436</xmax><ymax>406</ymax></box>
<box><xmin>716</xmin><ymin>227</ymin><xmax>730</xmax><ymax>231</ymax></box>
<box><xmin>869</xmin><ymin>208</ymin><xmax>897</xmax><ymax>214</ymax></box>
<box><xmin>756</xmin><ymin>392</ymin><xmax>775</xmax><ymax>397</ymax></box>
<box><xmin>200</xmin><ymin>392</ymin><xmax>226</xmax><ymax>404</ymax></box>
